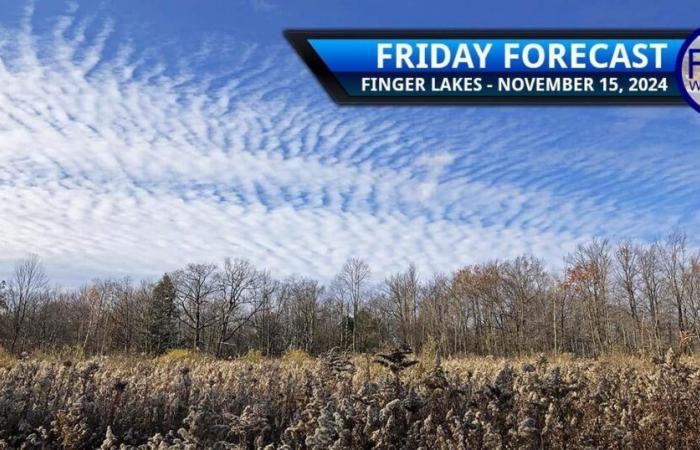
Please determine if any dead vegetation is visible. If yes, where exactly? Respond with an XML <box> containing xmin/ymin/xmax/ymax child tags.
<box><xmin>0</xmin><ymin>349</ymin><xmax>699</xmax><ymax>449</ymax></box>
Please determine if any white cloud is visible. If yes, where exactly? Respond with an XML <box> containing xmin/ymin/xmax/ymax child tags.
<box><xmin>1</xmin><ymin>5</ymin><xmax>699</xmax><ymax>285</ymax></box>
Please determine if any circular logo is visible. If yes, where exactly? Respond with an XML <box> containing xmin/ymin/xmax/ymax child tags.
<box><xmin>677</xmin><ymin>29</ymin><xmax>700</xmax><ymax>113</ymax></box>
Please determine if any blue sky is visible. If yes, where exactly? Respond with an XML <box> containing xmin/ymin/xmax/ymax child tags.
<box><xmin>0</xmin><ymin>0</ymin><xmax>699</xmax><ymax>284</ymax></box>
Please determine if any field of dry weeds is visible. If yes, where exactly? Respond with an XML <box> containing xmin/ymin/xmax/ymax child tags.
<box><xmin>1</xmin><ymin>349</ymin><xmax>699</xmax><ymax>449</ymax></box>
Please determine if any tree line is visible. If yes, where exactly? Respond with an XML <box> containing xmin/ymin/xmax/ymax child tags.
<box><xmin>1</xmin><ymin>231</ymin><xmax>700</xmax><ymax>358</ymax></box>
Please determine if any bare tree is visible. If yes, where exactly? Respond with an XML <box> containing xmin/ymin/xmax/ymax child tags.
<box><xmin>639</xmin><ymin>244</ymin><xmax>663</xmax><ymax>355</ymax></box>
<box><xmin>661</xmin><ymin>232</ymin><xmax>690</xmax><ymax>344</ymax></box>
<box><xmin>334</xmin><ymin>258</ymin><xmax>371</xmax><ymax>352</ymax></box>
<box><xmin>109</xmin><ymin>278</ymin><xmax>143</xmax><ymax>353</ymax></box>
<box><xmin>615</xmin><ymin>240</ymin><xmax>642</xmax><ymax>350</ymax></box>
<box><xmin>3</xmin><ymin>230</ymin><xmax>700</xmax><ymax>359</ymax></box>
<box><xmin>501</xmin><ymin>256</ymin><xmax>550</xmax><ymax>354</ymax></box>
<box><xmin>383</xmin><ymin>264</ymin><xmax>420</xmax><ymax>350</ymax></box>
<box><xmin>286</xmin><ymin>278</ymin><xmax>323</xmax><ymax>353</ymax></box>
<box><xmin>215</xmin><ymin>258</ymin><xmax>272</xmax><ymax>356</ymax></box>
<box><xmin>685</xmin><ymin>256</ymin><xmax>700</xmax><ymax>350</ymax></box>
<box><xmin>419</xmin><ymin>273</ymin><xmax>452</xmax><ymax>355</ymax></box>
<box><xmin>565</xmin><ymin>240</ymin><xmax>611</xmax><ymax>356</ymax></box>
<box><xmin>174</xmin><ymin>263</ymin><xmax>218</xmax><ymax>351</ymax></box>
<box><xmin>5</xmin><ymin>255</ymin><xmax>48</xmax><ymax>353</ymax></box>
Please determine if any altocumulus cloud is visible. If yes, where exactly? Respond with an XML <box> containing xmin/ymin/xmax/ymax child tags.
<box><xmin>1</xmin><ymin>4</ymin><xmax>700</xmax><ymax>284</ymax></box>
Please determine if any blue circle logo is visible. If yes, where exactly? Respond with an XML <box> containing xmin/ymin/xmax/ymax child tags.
<box><xmin>677</xmin><ymin>29</ymin><xmax>700</xmax><ymax>113</ymax></box>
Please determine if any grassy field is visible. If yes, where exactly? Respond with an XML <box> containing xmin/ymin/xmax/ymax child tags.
<box><xmin>0</xmin><ymin>349</ymin><xmax>699</xmax><ymax>449</ymax></box>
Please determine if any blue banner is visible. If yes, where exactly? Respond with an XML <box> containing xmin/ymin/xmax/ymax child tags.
<box><xmin>285</xmin><ymin>31</ymin><xmax>692</xmax><ymax>105</ymax></box>
<box><xmin>309</xmin><ymin>39</ymin><xmax>682</xmax><ymax>73</ymax></box>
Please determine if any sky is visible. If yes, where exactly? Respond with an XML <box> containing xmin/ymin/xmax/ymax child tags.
<box><xmin>0</xmin><ymin>0</ymin><xmax>699</xmax><ymax>285</ymax></box>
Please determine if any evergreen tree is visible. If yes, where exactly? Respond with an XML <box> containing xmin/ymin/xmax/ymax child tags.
<box><xmin>148</xmin><ymin>274</ymin><xmax>178</xmax><ymax>354</ymax></box>
<box><xmin>0</xmin><ymin>280</ymin><xmax>6</xmax><ymax>310</ymax></box>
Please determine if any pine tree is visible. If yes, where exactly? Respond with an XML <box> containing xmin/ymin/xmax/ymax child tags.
<box><xmin>148</xmin><ymin>274</ymin><xmax>178</xmax><ymax>354</ymax></box>
<box><xmin>0</xmin><ymin>280</ymin><xmax>7</xmax><ymax>310</ymax></box>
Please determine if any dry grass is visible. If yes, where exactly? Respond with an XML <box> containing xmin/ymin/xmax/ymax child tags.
<box><xmin>0</xmin><ymin>349</ymin><xmax>699</xmax><ymax>449</ymax></box>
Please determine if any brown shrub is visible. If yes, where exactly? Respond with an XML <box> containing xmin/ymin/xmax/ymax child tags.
<box><xmin>0</xmin><ymin>351</ymin><xmax>699</xmax><ymax>448</ymax></box>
